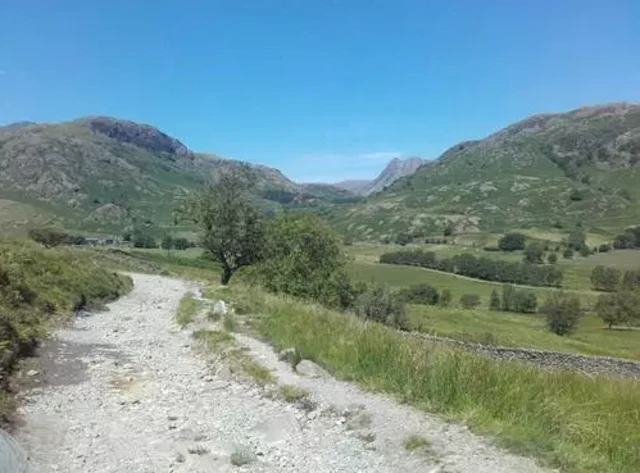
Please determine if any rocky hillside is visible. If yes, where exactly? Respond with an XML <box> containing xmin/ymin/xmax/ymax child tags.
<box><xmin>335</xmin><ymin>157</ymin><xmax>427</xmax><ymax>196</ymax></box>
<box><xmin>0</xmin><ymin>117</ymin><xmax>355</xmax><ymax>232</ymax></box>
<box><xmin>329</xmin><ymin>103</ymin><xmax>640</xmax><ymax>240</ymax></box>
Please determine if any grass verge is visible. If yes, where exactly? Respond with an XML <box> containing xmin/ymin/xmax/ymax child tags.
<box><xmin>175</xmin><ymin>292</ymin><xmax>201</xmax><ymax>327</ymax></box>
<box><xmin>212</xmin><ymin>283</ymin><xmax>640</xmax><ymax>473</ymax></box>
<box><xmin>0</xmin><ymin>238</ymin><xmax>132</xmax><ymax>424</ymax></box>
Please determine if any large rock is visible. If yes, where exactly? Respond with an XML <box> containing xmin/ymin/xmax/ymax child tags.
<box><xmin>295</xmin><ymin>360</ymin><xmax>330</xmax><ymax>379</ymax></box>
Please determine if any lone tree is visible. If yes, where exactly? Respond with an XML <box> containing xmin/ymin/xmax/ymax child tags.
<box><xmin>590</xmin><ymin>266</ymin><xmax>621</xmax><ymax>292</ymax></box>
<box><xmin>595</xmin><ymin>291</ymin><xmax>640</xmax><ymax>329</ymax></box>
<box><xmin>498</xmin><ymin>232</ymin><xmax>526</xmax><ymax>251</ymax></box>
<box><xmin>524</xmin><ymin>242</ymin><xmax>545</xmax><ymax>264</ymax></box>
<box><xmin>489</xmin><ymin>288</ymin><xmax>501</xmax><ymax>310</ymax></box>
<box><xmin>180</xmin><ymin>166</ymin><xmax>265</xmax><ymax>285</ymax></box>
<box><xmin>541</xmin><ymin>292</ymin><xmax>582</xmax><ymax>336</ymax></box>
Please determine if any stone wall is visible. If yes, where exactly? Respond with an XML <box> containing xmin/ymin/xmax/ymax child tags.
<box><xmin>405</xmin><ymin>332</ymin><xmax>640</xmax><ymax>378</ymax></box>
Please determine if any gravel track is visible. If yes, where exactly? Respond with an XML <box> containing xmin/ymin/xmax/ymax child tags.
<box><xmin>16</xmin><ymin>274</ymin><xmax>553</xmax><ymax>473</ymax></box>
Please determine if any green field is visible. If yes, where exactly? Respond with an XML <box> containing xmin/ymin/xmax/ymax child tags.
<box><xmin>409</xmin><ymin>305</ymin><xmax>639</xmax><ymax>360</ymax></box>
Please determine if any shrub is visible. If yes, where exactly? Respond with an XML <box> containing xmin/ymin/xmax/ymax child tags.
<box><xmin>28</xmin><ymin>228</ymin><xmax>69</xmax><ymax>248</ymax></box>
<box><xmin>541</xmin><ymin>292</ymin><xmax>582</xmax><ymax>336</ymax></box>
<box><xmin>394</xmin><ymin>232</ymin><xmax>411</xmax><ymax>246</ymax></box>
<box><xmin>133</xmin><ymin>233</ymin><xmax>156</xmax><ymax>248</ymax></box>
<box><xmin>173</xmin><ymin>237</ymin><xmax>190</xmax><ymax>250</ymax></box>
<box><xmin>355</xmin><ymin>285</ymin><xmax>410</xmax><ymax>330</ymax></box>
<box><xmin>547</xmin><ymin>253</ymin><xmax>558</xmax><ymax>264</ymax></box>
<box><xmin>569</xmin><ymin>189</ymin><xmax>583</xmax><ymax>201</ymax></box>
<box><xmin>613</xmin><ymin>226</ymin><xmax>640</xmax><ymax>249</ymax></box>
<box><xmin>443</xmin><ymin>224</ymin><xmax>455</xmax><ymax>237</ymax></box>
<box><xmin>579</xmin><ymin>246</ymin><xmax>591</xmax><ymax>257</ymax></box>
<box><xmin>590</xmin><ymin>266</ymin><xmax>621</xmax><ymax>292</ymax></box>
<box><xmin>489</xmin><ymin>288</ymin><xmax>501</xmax><ymax>311</ymax></box>
<box><xmin>523</xmin><ymin>242</ymin><xmax>545</xmax><ymax>264</ymax></box>
<box><xmin>459</xmin><ymin>293</ymin><xmax>481</xmax><ymax>309</ymax></box>
<box><xmin>622</xmin><ymin>270</ymin><xmax>640</xmax><ymax>290</ymax></box>
<box><xmin>439</xmin><ymin>289</ymin><xmax>452</xmax><ymax>307</ymax></box>
<box><xmin>498</xmin><ymin>233</ymin><xmax>526</xmax><ymax>251</ymax></box>
<box><xmin>255</xmin><ymin>214</ymin><xmax>357</xmax><ymax>310</ymax></box>
<box><xmin>161</xmin><ymin>235</ymin><xmax>173</xmax><ymax>251</ymax></box>
<box><xmin>567</xmin><ymin>228</ymin><xmax>588</xmax><ymax>253</ymax></box>
<box><xmin>400</xmin><ymin>284</ymin><xmax>440</xmax><ymax>305</ymax></box>
<box><xmin>483</xmin><ymin>245</ymin><xmax>500</xmax><ymax>252</ymax></box>
<box><xmin>513</xmin><ymin>290</ymin><xmax>538</xmax><ymax>313</ymax></box>
<box><xmin>501</xmin><ymin>284</ymin><xmax>516</xmax><ymax>311</ymax></box>
<box><xmin>595</xmin><ymin>291</ymin><xmax>640</xmax><ymax>329</ymax></box>
<box><xmin>562</xmin><ymin>248</ymin><xmax>574</xmax><ymax>259</ymax></box>
<box><xmin>598</xmin><ymin>243</ymin><xmax>611</xmax><ymax>253</ymax></box>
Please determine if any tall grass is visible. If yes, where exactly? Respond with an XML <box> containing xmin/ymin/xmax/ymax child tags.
<box><xmin>215</xmin><ymin>284</ymin><xmax>640</xmax><ymax>473</ymax></box>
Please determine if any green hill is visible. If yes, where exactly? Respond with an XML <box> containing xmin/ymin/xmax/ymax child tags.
<box><xmin>0</xmin><ymin>117</ymin><xmax>356</xmax><ymax>233</ymax></box>
<box><xmin>329</xmin><ymin>103</ymin><xmax>640</xmax><ymax>240</ymax></box>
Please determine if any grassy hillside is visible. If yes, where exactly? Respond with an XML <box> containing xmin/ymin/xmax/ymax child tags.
<box><xmin>0</xmin><ymin>117</ymin><xmax>356</xmax><ymax>233</ymax></box>
<box><xmin>330</xmin><ymin>103</ymin><xmax>640</xmax><ymax>240</ymax></box>
<box><xmin>0</xmin><ymin>239</ymin><xmax>132</xmax><ymax>422</ymax></box>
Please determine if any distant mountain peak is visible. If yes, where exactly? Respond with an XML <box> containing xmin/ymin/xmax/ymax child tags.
<box><xmin>362</xmin><ymin>156</ymin><xmax>427</xmax><ymax>195</ymax></box>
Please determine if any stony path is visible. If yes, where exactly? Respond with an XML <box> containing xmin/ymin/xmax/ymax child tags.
<box><xmin>16</xmin><ymin>274</ymin><xmax>553</xmax><ymax>473</ymax></box>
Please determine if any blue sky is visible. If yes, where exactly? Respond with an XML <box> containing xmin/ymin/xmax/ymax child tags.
<box><xmin>1</xmin><ymin>1</ymin><xmax>639</xmax><ymax>182</ymax></box>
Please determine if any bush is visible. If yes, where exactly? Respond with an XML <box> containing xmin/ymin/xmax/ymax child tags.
<box><xmin>28</xmin><ymin>228</ymin><xmax>69</xmax><ymax>248</ymax></box>
<box><xmin>562</xmin><ymin>248</ymin><xmax>574</xmax><ymax>259</ymax></box>
<box><xmin>489</xmin><ymin>288</ymin><xmax>501</xmax><ymax>310</ymax></box>
<box><xmin>256</xmin><ymin>214</ymin><xmax>357</xmax><ymax>310</ymax></box>
<box><xmin>355</xmin><ymin>285</ymin><xmax>410</xmax><ymax>330</ymax></box>
<box><xmin>513</xmin><ymin>290</ymin><xmax>538</xmax><ymax>313</ymax></box>
<box><xmin>459</xmin><ymin>293</ymin><xmax>481</xmax><ymax>309</ymax></box>
<box><xmin>541</xmin><ymin>292</ymin><xmax>582</xmax><ymax>336</ymax></box>
<box><xmin>569</xmin><ymin>189</ymin><xmax>583</xmax><ymax>201</ymax></box>
<box><xmin>394</xmin><ymin>232</ymin><xmax>411</xmax><ymax>246</ymax></box>
<box><xmin>173</xmin><ymin>237</ymin><xmax>190</xmax><ymax>250</ymax></box>
<box><xmin>483</xmin><ymin>245</ymin><xmax>501</xmax><ymax>252</ymax></box>
<box><xmin>498</xmin><ymin>233</ymin><xmax>526</xmax><ymax>251</ymax></box>
<box><xmin>501</xmin><ymin>284</ymin><xmax>516</xmax><ymax>311</ymax></box>
<box><xmin>622</xmin><ymin>270</ymin><xmax>640</xmax><ymax>290</ymax></box>
<box><xmin>400</xmin><ymin>284</ymin><xmax>440</xmax><ymax>305</ymax></box>
<box><xmin>598</xmin><ymin>243</ymin><xmax>611</xmax><ymax>253</ymax></box>
<box><xmin>443</xmin><ymin>224</ymin><xmax>455</xmax><ymax>237</ymax></box>
<box><xmin>595</xmin><ymin>291</ymin><xmax>640</xmax><ymax>329</ymax></box>
<box><xmin>547</xmin><ymin>253</ymin><xmax>558</xmax><ymax>264</ymax></box>
<box><xmin>439</xmin><ymin>289</ymin><xmax>452</xmax><ymax>307</ymax></box>
<box><xmin>590</xmin><ymin>266</ymin><xmax>621</xmax><ymax>292</ymax></box>
<box><xmin>567</xmin><ymin>228</ymin><xmax>588</xmax><ymax>253</ymax></box>
<box><xmin>613</xmin><ymin>226</ymin><xmax>640</xmax><ymax>249</ymax></box>
<box><xmin>524</xmin><ymin>242</ymin><xmax>545</xmax><ymax>264</ymax></box>
<box><xmin>161</xmin><ymin>235</ymin><xmax>173</xmax><ymax>251</ymax></box>
<box><xmin>133</xmin><ymin>233</ymin><xmax>156</xmax><ymax>248</ymax></box>
<box><xmin>579</xmin><ymin>246</ymin><xmax>591</xmax><ymax>257</ymax></box>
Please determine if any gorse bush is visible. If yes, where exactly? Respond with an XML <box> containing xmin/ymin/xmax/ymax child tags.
<box><xmin>379</xmin><ymin>249</ymin><xmax>563</xmax><ymax>287</ymax></box>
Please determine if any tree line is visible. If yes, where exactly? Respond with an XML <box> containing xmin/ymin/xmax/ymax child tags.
<box><xmin>379</xmin><ymin>249</ymin><xmax>564</xmax><ymax>287</ymax></box>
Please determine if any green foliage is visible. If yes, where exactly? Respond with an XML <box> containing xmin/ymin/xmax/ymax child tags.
<box><xmin>590</xmin><ymin>266</ymin><xmax>621</xmax><ymax>292</ymax></box>
<box><xmin>498</xmin><ymin>232</ymin><xmax>526</xmax><ymax>251</ymax></box>
<box><xmin>399</xmin><ymin>283</ymin><xmax>440</xmax><ymax>305</ymax></box>
<box><xmin>133</xmin><ymin>231</ymin><xmax>156</xmax><ymax>248</ymax></box>
<box><xmin>595</xmin><ymin>291</ymin><xmax>640</xmax><ymax>329</ymax></box>
<box><xmin>459</xmin><ymin>293</ymin><xmax>481</xmax><ymax>309</ymax></box>
<box><xmin>0</xmin><ymin>240</ymin><xmax>131</xmax><ymax>422</ymax></box>
<box><xmin>181</xmin><ymin>167</ymin><xmax>265</xmax><ymax>284</ymax></box>
<box><xmin>380</xmin><ymin>249</ymin><xmax>563</xmax><ymax>287</ymax></box>
<box><xmin>176</xmin><ymin>292</ymin><xmax>200</xmax><ymax>327</ymax></box>
<box><xmin>613</xmin><ymin>226</ymin><xmax>640</xmax><ymax>249</ymax></box>
<box><xmin>489</xmin><ymin>288</ymin><xmax>501</xmax><ymax>310</ymax></box>
<box><xmin>513</xmin><ymin>289</ymin><xmax>538</xmax><ymax>314</ymax></box>
<box><xmin>568</xmin><ymin>188</ymin><xmax>583</xmax><ymax>201</ymax></box>
<box><xmin>598</xmin><ymin>243</ymin><xmax>611</xmax><ymax>253</ymax></box>
<box><xmin>248</xmin><ymin>284</ymin><xmax>640</xmax><ymax>473</ymax></box>
<box><xmin>439</xmin><ymin>289</ymin><xmax>452</xmax><ymax>307</ymax></box>
<box><xmin>547</xmin><ymin>252</ymin><xmax>558</xmax><ymax>264</ymax></box>
<box><xmin>523</xmin><ymin>242</ymin><xmax>545</xmax><ymax>264</ymax></box>
<box><xmin>28</xmin><ymin>228</ymin><xmax>69</xmax><ymax>248</ymax></box>
<box><xmin>567</xmin><ymin>228</ymin><xmax>588</xmax><ymax>253</ymax></box>
<box><xmin>443</xmin><ymin>224</ymin><xmax>455</xmax><ymax>237</ymax></box>
<box><xmin>563</xmin><ymin>248</ymin><xmax>574</xmax><ymax>259</ymax></box>
<box><xmin>394</xmin><ymin>232</ymin><xmax>411</xmax><ymax>246</ymax></box>
<box><xmin>173</xmin><ymin>237</ymin><xmax>190</xmax><ymax>250</ymax></box>
<box><xmin>541</xmin><ymin>292</ymin><xmax>582</xmax><ymax>336</ymax></box>
<box><xmin>622</xmin><ymin>269</ymin><xmax>640</xmax><ymax>290</ymax></box>
<box><xmin>501</xmin><ymin>284</ymin><xmax>516</xmax><ymax>311</ymax></box>
<box><xmin>354</xmin><ymin>285</ymin><xmax>410</xmax><ymax>330</ymax></box>
<box><xmin>161</xmin><ymin>235</ymin><xmax>173</xmax><ymax>251</ymax></box>
<box><xmin>256</xmin><ymin>214</ymin><xmax>356</xmax><ymax>309</ymax></box>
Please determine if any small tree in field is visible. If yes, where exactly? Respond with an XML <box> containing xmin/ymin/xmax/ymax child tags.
<box><xmin>161</xmin><ymin>235</ymin><xmax>173</xmax><ymax>256</ymax></box>
<box><xmin>489</xmin><ymin>288</ymin><xmax>501</xmax><ymax>310</ymax></box>
<box><xmin>180</xmin><ymin>167</ymin><xmax>265</xmax><ymax>285</ymax></box>
<box><xmin>439</xmin><ymin>289</ymin><xmax>452</xmax><ymax>307</ymax></box>
<box><xmin>460</xmin><ymin>293</ymin><xmax>481</xmax><ymax>309</ymax></box>
<box><xmin>524</xmin><ymin>242</ymin><xmax>545</xmax><ymax>264</ymax></box>
<box><xmin>590</xmin><ymin>266</ymin><xmax>621</xmax><ymax>292</ymax></box>
<box><xmin>541</xmin><ymin>292</ymin><xmax>582</xmax><ymax>336</ymax></box>
<box><xmin>547</xmin><ymin>253</ymin><xmax>558</xmax><ymax>264</ymax></box>
<box><xmin>595</xmin><ymin>291</ymin><xmax>640</xmax><ymax>329</ymax></box>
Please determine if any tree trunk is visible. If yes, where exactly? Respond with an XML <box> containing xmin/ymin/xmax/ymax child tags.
<box><xmin>220</xmin><ymin>265</ymin><xmax>233</xmax><ymax>285</ymax></box>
